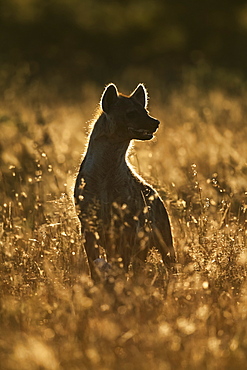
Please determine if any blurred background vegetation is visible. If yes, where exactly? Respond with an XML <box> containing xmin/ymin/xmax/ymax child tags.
<box><xmin>0</xmin><ymin>0</ymin><xmax>247</xmax><ymax>226</ymax></box>
<box><xmin>0</xmin><ymin>0</ymin><xmax>247</xmax><ymax>99</ymax></box>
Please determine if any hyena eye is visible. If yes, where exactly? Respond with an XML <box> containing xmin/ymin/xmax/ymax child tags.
<box><xmin>126</xmin><ymin>110</ymin><xmax>138</xmax><ymax>120</ymax></box>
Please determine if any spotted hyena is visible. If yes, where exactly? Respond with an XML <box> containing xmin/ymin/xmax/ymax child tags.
<box><xmin>74</xmin><ymin>83</ymin><xmax>176</xmax><ymax>281</ymax></box>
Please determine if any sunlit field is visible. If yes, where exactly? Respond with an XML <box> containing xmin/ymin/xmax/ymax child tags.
<box><xmin>0</xmin><ymin>77</ymin><xmax>247</xmax><ymax>370</ymax></box>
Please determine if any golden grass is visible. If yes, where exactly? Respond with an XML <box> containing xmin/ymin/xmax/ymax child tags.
<box><xmin>0</xmin><ymin>81</ymin><xmax>247</xmax><ymax>369</ymax></box>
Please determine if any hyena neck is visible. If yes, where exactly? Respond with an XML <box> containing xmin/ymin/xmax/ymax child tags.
<box><xmin>83</xmin><ymin>115</ymin><xmax>131</xmax><ymax>175</ymax></box>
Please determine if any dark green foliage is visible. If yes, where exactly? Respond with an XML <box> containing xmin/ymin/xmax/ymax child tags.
<box><xmin>0</xmin><ymin>0</ymin><xmax>247</xmax><ymax>97</ymax></box>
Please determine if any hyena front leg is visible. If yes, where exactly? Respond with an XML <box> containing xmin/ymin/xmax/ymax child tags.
<box><xmin>131</xmin><ymin>246</ymin><xmax>149</xmax><ymax>277</ymax></box>
<box><xmin>102</xmin><ymin>230</ymin><xmax>132</xmax><ymax>274</ymax></box>
<box><xmin>83</xmin><ymin>230</ymin><xmax>100</xmax><ymax>282</ymax></box>
<box><xmin>130</xmin><ymin>225</ymin><xmax>150</xmax><ymax>279</ymax></box>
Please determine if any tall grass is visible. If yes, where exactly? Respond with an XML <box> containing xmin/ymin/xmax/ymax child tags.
<box><xmin>0</xmin><ymin>80</ymin><xmax>247</xmax><ymax>369</ymax></box>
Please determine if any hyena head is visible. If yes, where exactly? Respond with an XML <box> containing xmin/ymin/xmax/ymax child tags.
<box><xmin>101</xmin><ymin>83</ymin><xmax>160</xmax><ymax>141</ymax></box>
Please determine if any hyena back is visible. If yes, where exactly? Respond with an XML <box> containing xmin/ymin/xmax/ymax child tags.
<box><xmin>74</xmin><ymin>83</ymin><xmax>176</xmax><ymax>281</ymax></box>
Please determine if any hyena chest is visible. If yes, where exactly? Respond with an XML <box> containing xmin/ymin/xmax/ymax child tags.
<box><xmin>99</xmin><ymin>178</ymin><xmax>144</xmax><ymax>220</ymax></box>
<box><xmin>98</xmin><ymin>192</ymin><xmax>149</xmax><ymax>238</ymax></box>
<box><xmin>80</xmin><ymin>173</ymin><xmax>151</xmax><ymax>230</ymax></box>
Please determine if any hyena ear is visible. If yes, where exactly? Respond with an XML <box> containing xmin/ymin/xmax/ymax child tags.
<box><xmin>101</xmin><ymin>83</ymin><xmax>119</xmax><ymax>113</ymax></box>
<box><xmin>131</xmin><ymin>84</ymin><xmax>148</xmax><ymax>108</ymax></box>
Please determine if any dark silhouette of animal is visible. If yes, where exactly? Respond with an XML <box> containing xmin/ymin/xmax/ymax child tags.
<box><xmin>74</xmin><ymin>83</ymin><xmax>176</xmax><ymax>281</ymax></box>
